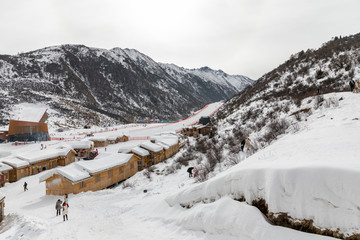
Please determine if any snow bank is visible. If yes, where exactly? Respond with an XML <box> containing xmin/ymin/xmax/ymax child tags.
<box><xmin>175</xmin><ymin>196</ymin><xmax>334</xmax><ymax>240</ymax></box>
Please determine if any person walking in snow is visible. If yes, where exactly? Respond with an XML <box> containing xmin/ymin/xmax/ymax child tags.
<box><xmin>349</xmin><ymin>79</ymin><xmax>355</xmax><ymax>92</ymax></box>
<box><xmin>64</xmin><ymin>194</ymin><xmax>69</xmax><ymax>206</ymax></box>
<box><xmin>23</xmin><ymin>182</ymin><xmax>28</xmax><ymax>191</ymax></box>
<box><xmin>193</xmin><ymin>169</ymin><xmax>199</xmax><ymax>178</ymax></box>
<box><xmin>187</xmin><ymin>167</ymin><xmax>194</xmax><ymax>177</ymax></box>
<box><xmin>245</xmin><ymin>138</ymin><xmax>251</xmax><ymax>151</ymax></box>
<box><xmin>56</xmin><ymin>199</ymin><xmax>62</xmax><ymax>216</ymax></box>
<box><xmin>62</xmin><ymin>202</ymin><xmax>69</xmax><ymax>221</ymax></box>
<box><xmin>240</xmin><ymin>139</ymin><xmax>246</xmax><ymax>151</ymax></box>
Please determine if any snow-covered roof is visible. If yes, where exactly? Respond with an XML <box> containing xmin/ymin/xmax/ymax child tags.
<box><xmin>39</xmin><ymin>164</ymin><xmax>91</xmax><ymax>183</ymax></box>
<box><xmin>0</xmin><ymin>162</ymin><xmax>13</xmax><ymax>172</ymax></box>
<box><xmin>75</xmin><ymin>153</ymin><xmax>133</xmax><ymax>174</ymax></box>
<box><xmin>106</xmin><ymin>135</ymin><xmax>118</xmax><ymax>141</ymax></box>
<box><xmin>131</xmin><ymin>146</ymin><xmax>149</xmax><ymax>157</ymax></box>
<box><xmin>156</xmin><ymin>142</ymin><xmax>169</xmax><ymax>150</ymax></box>
<box><xmin>88</xmin><ymin>137</ymin><xmax>107</xmax><ymax>142</ymax></box>
<box><xmin>140</xmin><ymin>141</ymin><xmax>163</xmax><ymax>152</ymax></box>
<box><xmin>151</xmin><ymin>136</ymin><xmax>178</xmax><ymax>147</ymax></box>
<box><xmin>1</xmin><ymin>157</ymin><xmax>29</xmax><ymax>168</ymax></box>
<box><xmin>17</xmin><ymin>147</ymin><xmax>74</xmax><ymax>164</ymax></box>
<box><xmin>107</xmin><ymin>134</ymin><xmax>128</xmax><ymax>141</ymax></box>
<box><xmin>159</xmin><ymin>138</ymin><xmax>178</xmax><ymax>147</ymax></box>
<box><xmin>63</xmin><ymin>140</ymin><xmax>94</xmax><ymax>149</ymax></box>
<box><xmin>11</xmin><ymin>103</ymin><xmax>48</xmax><ymax>122</ymax></box>
<box><xmin>117</xmin><ymin>141</ymin><xmax>142</xmax><ymax>153</ymax></box>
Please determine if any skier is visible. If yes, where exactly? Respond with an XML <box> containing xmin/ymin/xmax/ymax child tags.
<box><xmin>23</xmin><ymin>182</ymin><xmax>28</xmax><ymax>191</ymax></box>
<box><xmin>187</xmin><ymin>167</ymin><xmax>194</xmax><ymax>177</ymax></box>
<box><xmin>55</xmin><ymin>199</ymin><xmax>62</xmax><ymax>216</ymax></box>
<box><xmin>62</xmin><ymin>202</ymin><xmax>69</xmax><ymax>221</ymax></box>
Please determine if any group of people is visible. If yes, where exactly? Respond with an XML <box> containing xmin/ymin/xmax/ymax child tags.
<box><xmin>349</xmin><ymin>79</ymin><xmax>360</xmax><ymax>93</ymax></box>
<box><xmin>55</xmin><ymin>194</ymin><xmax>69</xmax><ymax>221</ymax></box>
<box><xmin>187</xmin><ymin>167</ymin><xmax>199</xmax><ymax>178</ymax></box>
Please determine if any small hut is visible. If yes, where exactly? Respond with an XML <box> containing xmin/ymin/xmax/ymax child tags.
<box><xmin>88</xmin><ymin>137</ymin><xmax>108</xmax><ymax>148</ymax></box>
<box><xmin>119</xmin><ymin>134</ymin><xmax>129</xmax><ymax>143</ymax></box>
<box><xmin>140</xmin><ymin>141</ymin><xmax>164</xmax><ymax>165</ymax></box>
<box><xmin>151</xmin><ymin>135</ymin><xmax>180</xmax><ymax>159</ymax></box>
<box><xmin>0</xmin><ymin>163</ymin><xmax>13</xmax><ymax>187</ymax></box>
<box><xmin>63</xmin><ymin>141</ymin><xmax>94</xmax><ymax>158</ymax></box>
<box><xmin>1</xmin><ymin>157</ymin><xmax>30</xmax><ymax>182</ymax></box>
<box><xmin>0</xmin><ymin>194</ymin><xmax>5</xmax><ymax>223</ymax></box>
<box><xmin>106</xmin><ymin>135</ymin><xmax>118</xmax><ymax>144</ymax></box>
<box><xmin>130</xmin><ymin>146</ymin><xmax>150</xmax><ymax>170</ymax></box>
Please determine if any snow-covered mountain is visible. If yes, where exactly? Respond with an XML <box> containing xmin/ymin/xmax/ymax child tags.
<box><xmin>0</xmin><ymin>45</ymin><xmax>253</xmax><ymax>127</ymax></box>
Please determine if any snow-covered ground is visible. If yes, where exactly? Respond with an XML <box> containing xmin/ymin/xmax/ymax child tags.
<box><xmin>1</xmin><ymin>93</ymin><xmax>359</xmax><ymax>239</ymax></box>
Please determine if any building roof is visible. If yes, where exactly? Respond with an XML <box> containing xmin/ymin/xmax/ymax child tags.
<box><xmin>1</xmin><ymin>157</ymin><xmax>29</xmax><ymax>168</ymax></box>
<box><xmin>17</xmin><ymin>147</ymin><xmax>75</xmax><ymax>164</ymax></box>
<box><xmin>0</xmin><ymin>162</ymin><xmax>13</xmax><ymax>172</ymax></box>
<box><xmin>131</xmin><ymin>146</ymin><xmax>149</xmax><ymax>157</ymax></box>
<box><xmin>88</xmin><ymin>137</ymin><xmax>107</xmax><ymax>142</ymax></box>
<box><xmin>156</xmin><ymin>142</ymin><xmax>169</xmax><ymax>150</ymax></box>
<box><xmin>151</xmin><ymin>135</ymin><xmax>179</xmax><ymax>147</ymax></box>
<box><xmin>63</xmin><ymin>140</ymin><xmax>94</xmax><ymax>149</ymax></box>
<box><xmin>140</xmin><ymin>141</ymin><xmax>163</xmax><ymax>152</ymax></box>
<box><xmin>39</xmin><ymin>164</ymin><xmax>91</xmax><ymax>183</ymax></box>
<box><xmin>117</xmin><ymin>141</ymin><xmax>143</xmax><ymax>154</ymax></box>
<box><xmin>75</xmin><ymin>153</ymin><xmax>133</xmax><ymax>174</ymax></box>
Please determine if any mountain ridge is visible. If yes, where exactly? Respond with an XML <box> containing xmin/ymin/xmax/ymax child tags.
<box><xmin>0</xmin><ymin>44</ymin><xmax>253</xmax><ymax>127</ymax></box>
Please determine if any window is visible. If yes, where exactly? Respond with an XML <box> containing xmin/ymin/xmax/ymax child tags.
<box><xmin>119</xmin><ymin>167</ymin><xmax>123</xmax><ymax>174</ymax></box>
<box><xmin>95</xmin><ymin>174</ymin><xmax>100</xmax><ymax>182</ymax></box>
<box><xmin>80</xmin><ymin>181</ymin><xmax>86</xmax><ymax>189</ymax></box>
<box><xmin>130</xmin><ymin>163</ymin><xmax>134</xmax><ymax>169</ymax></box>
<box><xmin>108</xmin><ymin>170</ymin><xmax>113</xmax><ymax>177</ymax></box>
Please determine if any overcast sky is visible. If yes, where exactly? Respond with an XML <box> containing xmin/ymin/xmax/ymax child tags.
<box><xmin>1</xmin><ymin>0</ymin><xmax>359</xmax><ymax>79</ymax></box>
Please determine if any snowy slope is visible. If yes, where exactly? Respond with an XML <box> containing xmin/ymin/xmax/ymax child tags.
<box><xmin>166</xmin><ymin>92</ymin><xmax>360</xmax><ymax>238</ymax></box>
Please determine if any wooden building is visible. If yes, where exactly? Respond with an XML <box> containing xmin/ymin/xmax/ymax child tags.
<box><xmin>64</xmin><ymin>141</ymin><xmax>94</xmax><ymax>158</ymax></box>
<box><xmin>106</xmin><ymin>135</ymin><xmax>118</xmax><ymax>144</ymax></box>
<box><xmin>0</xmin><ymin>194</ymin><xmax>5</xmax><ymax>223</ymax></box>
<box><xmin>130</xmin><ymin>146</ymin><xmax>150</xmax><ymax>171</ymax></box>
<box><xmin>0</xmin><ymin>130</ymin><xmax>8</xmax><ymax>143</ymax></box>
<box><xmin>0</xmin><ymin>163</ymin><xmax>13</xmax><ymax>187</ymax></box>
<box><xmin>40</xmin><ymin>153</ymin><xmax>138</xmax><ymax>195</ymax></box>
<box><xmin>181</xmin><ymin>125</ymin><xmax>211</xmax><ymax>138</ymax></box>
<box><xmin>1</xmin><ymin>157</ymin><xmax>30</xmax><ymax>182</ymax></box>
<box><xmin>140</xmin><ymin>141</ymin><xmax>164</xmax><ymax>164</ymax></box>
<box><xmin>16</xmin><ymin>147</ymin><xmax>76</xmax><ymax>175</ymax></box>
<box><xmin>88</xmin><ymin>137</ymin><xmax>108</xmax><ymax>148</ymax></box>
<box><xmin>8</xmin><ymin>120</ymin><xmax>49</xmax><ymax>142</ymax></box>
<box><xmin>151</xmin><ymin>135</ymin><xmax>180</xmax><ymax>159</ymax></box>
<box><xmin>119</xmin><ymin>134</ymin><xmax>129</xmax><ymax>142</ymax></box>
